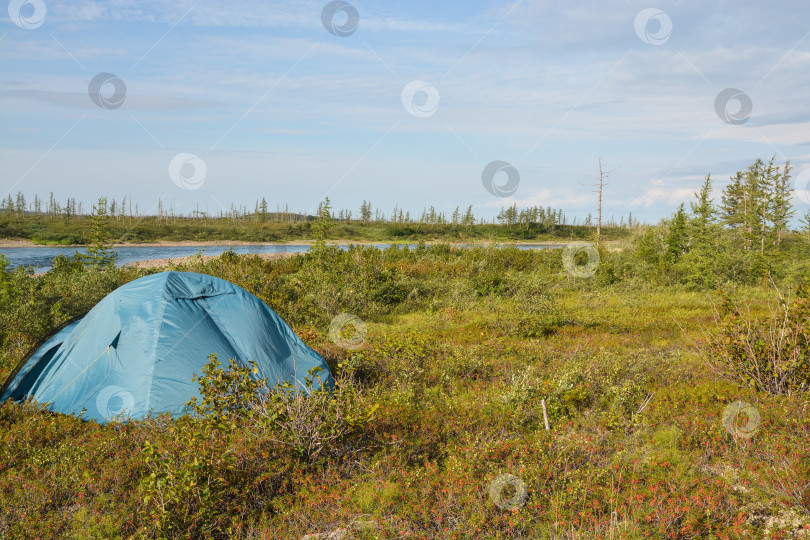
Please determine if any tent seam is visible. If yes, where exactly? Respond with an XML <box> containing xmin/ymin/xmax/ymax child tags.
<box><xmin>198</xmin><ymin>295</ymin><xmax>247</xmax><ymax>367</ymax></box>
<box><xmin>144</xmin><ymin>278</ymin><xmax>175</xmax><ymax>416</ymax></box>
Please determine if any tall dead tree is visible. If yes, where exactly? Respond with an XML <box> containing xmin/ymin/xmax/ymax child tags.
<box><xmin>581</xmin><ymin>157</ymin><xmax>618</xmax><ymax>246</ymax></box>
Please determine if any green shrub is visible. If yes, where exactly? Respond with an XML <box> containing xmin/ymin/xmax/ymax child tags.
<box><xmin>701</xmin><ymin>285</ymin><xmax>810</xmax><ymax>395</ymax></box>
<box><xmin>139</xmin><ymin>355</ymin><xmax>377</xmax><ymax>538</ymax></box>
<box><xmin>250</xmin><ymin>368</ymin><xmax>377</xmax><ymax>461</ymax></box>
<box><xmin>471</xmin><ymin>267</ymin><xmax>506</xmax><ymax>297</ymax></box>
<box><xmin>139</xmin><ymin>355</ymin><xmax>262</xmax><ymax>538</ymax></box>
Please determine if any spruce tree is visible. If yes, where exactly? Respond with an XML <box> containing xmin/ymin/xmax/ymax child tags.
<box><xmin>767</xmin><ymin>159</ymin><xmax>793</xmax><ymax>247</ymax></box>
<box><xmin>682</xmin><ymin>176</ymin><xmax>722</xmax><ymax>286</ymax></box>
<box><xmin>462</xmin><ymin>205</ymin><xmax>474</xmax><ymax>228</ymax></box>
<box><xmin>742</xmin><ymin>158</ymin><xmax>767</xmax><ymax>253</ymax></box>
<box><xmin>312</xmin><ymin>197</ymin><xmax>334</xmax><ymax>250</ymax></box>
<box><xmin>722</xmin><ymin>173</ymin><xmax>743</xmax><ymax>234</ymax></box>
<box><xmin>801</xmin><ymin>209</ymin><xmax>810</xmax><ymax>243</ymax></box>
<box><xmin>15</xmin><ymin>192</ymin><xmax>25</xmax><ymax>216</ymax></box>
<box><xmin>360</xmin><ymin>201</ymin><xmax>371</xmax><ymax>222</ymax></box>
<box><xmin>76</xmin><ymin>197</ymin><xmax>117</xmax><ymax>268</ymax></box>
<box><xmin>690</xmin><ymin>174</ymin><xmax>715</xmax><ymax>246</ymax></box>
<box><xmin>260</xmin><ymin>198</ymin><xmax>268</xmax><ymax>222</ymax></box>
<box><xmin>664</xmin><ymin>203</ymin><xmax>688</xmax><ymax>263</ymax></box>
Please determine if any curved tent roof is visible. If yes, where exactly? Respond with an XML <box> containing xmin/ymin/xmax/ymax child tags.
<box><xmin>1</xmin><ymin>271</ymin><xmax>331</xmax><ymax>423</ymax></box>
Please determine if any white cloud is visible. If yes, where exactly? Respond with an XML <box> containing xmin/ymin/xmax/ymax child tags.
<box><xmin>479</xmin><ymin>188</ymin><xmax>594</xmax><ymax>209</ymax></box>
<box><xmin>45</xmin><ymin>0</ymin><xmax>460</xmax><ymax>32</ymax></box>
<box><xmin>628</xmin><ymin>184</ymin><xmax>698</xmax><ymax>209</ymax></box>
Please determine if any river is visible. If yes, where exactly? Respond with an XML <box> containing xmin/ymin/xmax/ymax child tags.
<box><xmin>1</xmin><ymin>243</ymin><xmax>561</xmax><ymax>272</ymax></box>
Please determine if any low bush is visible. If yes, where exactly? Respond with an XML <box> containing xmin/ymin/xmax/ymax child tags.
<box><xmin>700</xmin><ymin>284</ymin><xmax>810</xmax><ymax>395</ymax></box>
<box><xmin>139</xmin><ymin>355</ymin><xmax>377</xmax><ymax>538</ymax></box>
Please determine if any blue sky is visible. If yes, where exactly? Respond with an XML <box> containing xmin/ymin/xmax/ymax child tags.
<box><xmin>2</xmin><ymin>0</ymin><xmax>809</xmax><ymax>223</ymax></box>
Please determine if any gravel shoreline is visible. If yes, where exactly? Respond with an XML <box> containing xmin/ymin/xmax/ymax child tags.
<box><xmin>124</xmin><ymin>252</ymin><xmax>299</xmax><ymax>270</ymax></box>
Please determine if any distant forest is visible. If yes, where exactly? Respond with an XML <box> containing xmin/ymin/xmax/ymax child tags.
<box><xmin>1</xmin><ymin>157</ymin><xmax>808</xmax><ymax>247</ymax></box>
<box><xmin>0</xmin><ymin>191</ymin><xmax>638</xmax><ymax>230</ymax></box>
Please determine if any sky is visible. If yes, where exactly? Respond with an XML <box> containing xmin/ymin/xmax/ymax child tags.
<box><xmin>1</xmin><ymin>0</ymin><xmax>809</xmax><ymax>224</ymax></box>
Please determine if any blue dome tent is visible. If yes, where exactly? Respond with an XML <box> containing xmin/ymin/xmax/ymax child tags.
<box><xmin>0</xmin><ymin>271</ymin><xmax>332</xmax><ymax>423</ymax></box>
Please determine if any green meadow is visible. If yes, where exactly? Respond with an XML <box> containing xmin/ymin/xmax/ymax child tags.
<box><xmin>1</xmin><ymin>237</ymin><xmax>809</xmax><ymax>538</ymax></box>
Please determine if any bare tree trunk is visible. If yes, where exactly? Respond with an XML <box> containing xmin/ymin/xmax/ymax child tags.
<box><xmin>597</xmin><ymin>158</ymin><xmax>604</xmax><ymax>246</ymax></box>
<box><xmin>582</xmin><ymin>158</ymin><xmax>616</xmax><ymax>246</ymax></box>
<box><xmin>743</xmin><ymin>192</ymin><xmax>750</xmax><ymax>251</ymax></box>
<box><xmin>761</xmin><ymin>217</ymin><xmax>766</xmax><ymax>255</ymax></box>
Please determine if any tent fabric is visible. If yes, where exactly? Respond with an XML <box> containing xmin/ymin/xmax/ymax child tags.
<box><xmin>0</xmin><ymin>271</ymin><xmax>332</xmax><ymax>423</ymax></box>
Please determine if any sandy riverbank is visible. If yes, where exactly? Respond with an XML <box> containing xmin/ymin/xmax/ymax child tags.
<box><xmin>124</xmin><ymin>251</ymin><xmax>299</xmax><ymax>270</ymax></box>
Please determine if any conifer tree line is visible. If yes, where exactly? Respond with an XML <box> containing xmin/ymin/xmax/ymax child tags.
<box><xmin>494</xmin><ymin>204</ymin><xmax>638</xmax><ymax>230</ymax></box>
<box><xmin>4</xmin><ymin>192</ymin><xmax>641</xmax><ymax>229</ymax></box>
<box><xmin>5</xmin><ymin>162</ymin><xmax>795</xmax><ymax>235</ymax></box>
<box><xmin>718</xmin><ymin>157</ymin><xmax>795</xmax><ymax>252</ymax></box>
<box><xmin>1</xmin><ymin>192</ymin><xmax>84</xmax><ymax>218</ymax></box>
<box><xmin>664</xmin><ymin>156</ymin><xmax>797</xmax><ymax>258</ymax></box>
<box><xmin>636</xmin><ymin>157</ymin><xmax>809</xmax><ymax>287</ymax></box>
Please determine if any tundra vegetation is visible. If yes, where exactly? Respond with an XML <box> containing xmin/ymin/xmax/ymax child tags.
<box><xmin>1</xmin><ymin>158</ymin><xmax>809</xmax><ymax>538</ymax></box>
